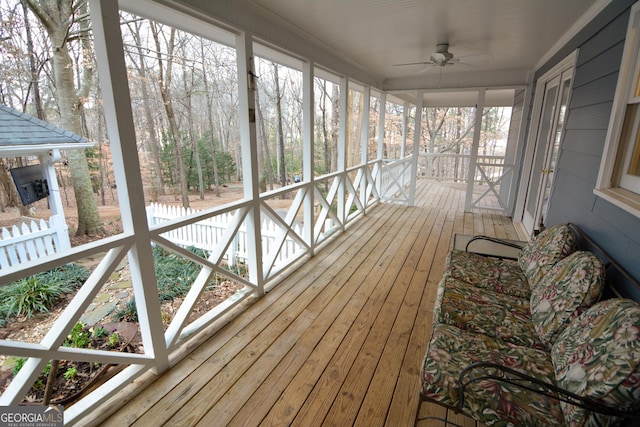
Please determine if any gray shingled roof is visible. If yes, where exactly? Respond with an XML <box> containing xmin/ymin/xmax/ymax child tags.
<box><xmin>0</xmin><ymin>104</ymin><xmax>93</xmax><ymax>156</ymax></box>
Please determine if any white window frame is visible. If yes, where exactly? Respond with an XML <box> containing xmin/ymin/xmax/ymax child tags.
<box><xmin>595</xmin><ymin>1</ymin><xmax>640</xmax><ymax>218</ymax></box>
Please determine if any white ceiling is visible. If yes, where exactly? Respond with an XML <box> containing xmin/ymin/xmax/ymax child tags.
<box><xmin>153</xmin><ymin>0</ymin><xmax>608</xmax><ymax>103</ymax></box>
<box><xmin>248</xmin><ymin>0</ymin><xmax>603</xmax><ymax>91</ymax></box>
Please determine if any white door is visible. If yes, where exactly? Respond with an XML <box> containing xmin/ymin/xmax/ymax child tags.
<box><xmin>521</xmin><ymin>56</ymin><xmax>575</xmax><ymax>235</ymax></box>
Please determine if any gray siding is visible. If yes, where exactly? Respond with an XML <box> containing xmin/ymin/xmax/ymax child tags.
<box><xmin>542</xmin><ymin>0</ymin><xmax>640</xmax><ymax>293</ymax></box>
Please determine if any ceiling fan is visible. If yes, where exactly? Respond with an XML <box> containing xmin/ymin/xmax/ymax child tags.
<box><xmin>394</xmin><ymin>43</ymin><xmax>473</xmax><ymax>72</ymax></box>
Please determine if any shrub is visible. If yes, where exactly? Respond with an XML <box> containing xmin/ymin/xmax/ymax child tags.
<box><xmin>113</xmin><ymin>246</ymin><xmax>208</xmax><ymax>322</ymax></box>
<box><xmin>0</xmin><ymin>263</ymin><xmax>89</xmax><ymax>320</ymax></box>
<box><xmin>153</xmin><ymin>245</ymin><xmax>204</xmax><ymax>302</ymax></box>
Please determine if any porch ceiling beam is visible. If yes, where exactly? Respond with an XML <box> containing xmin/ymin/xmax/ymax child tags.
<box><xmin>383</xmin><ymin>68</ymin><xmax>532</xmax><ymax>93</ymax></box>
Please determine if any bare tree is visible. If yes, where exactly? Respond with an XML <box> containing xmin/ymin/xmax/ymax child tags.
<box><xmin>150</xmin><ymin>22</ymin><xmax>189</xmax><ymax>208</ymax></box>
<box><xmin>316</xmin><ymin>79</ymin><xmax>332</xmax><ymax>179</ymax></box>
<box><xmin>125</xmin><ymin>17</ymin><xmax>165</xmax><ymax>197</ymax></box>
<box><xmin>0</xmin><ymin>159</ymin><xmax>26</xmax><ymax>214</ymax></box>
<box><xmin>23</xmin><ymin>0</ymin><xmax>103</xmax><ymax>235</ymax></box>
<box><xmin>348</xmin><ymin>89</ymin><xmax>364</xmax><ymax>168</ymax></box>
<box><xmin>200</xmin><ymin>41</ymin><xmax>222</xmax><ymax>197</ymax></box>
<box><xmin>254</xmin><ymin>86</ymin><xmax>273</xmax><ymax>192</ymax></box>
<box><xmin>272</xmin><ymin>63</ymin><xmax>287</xmax><ymax>191</ymax></box>
<box><xmin>21</xmin><ymin>1</ymin><xmax>45</xmax><ymax>120</ymax></box>
<box><xmin>181</xmin><ymin>59</ymin><xmax>204</xmax><ymax>200</ymax></box>
<box><xmin>331</xmin><ymin>83</ymin><xmax>340</xmax><ymax>172</ymax></box>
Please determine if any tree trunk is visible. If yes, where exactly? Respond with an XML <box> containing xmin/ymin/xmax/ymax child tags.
<box><xmin>23</xmin><ymin>1</ymin><xmax>45</xmax><ymax>121</ymax></box>
<box><xmin>320</xmin><ymin>81</ymin><xmax>331</xmax><ymax>192</ymax></box>
<box><xmin>182</xmin><ymin>64</ymin><xmax>204</xmax><ymax>200</ymax></box>
<box><xmin>273</xmin><ymin>64</ymin><xmax>287</xmax><ymax>194</ymax></box>
<box><xmin>331</xmin><ymin>84</ymin><xmax>340</xmax><ymax>173</ymax></box>
<box><xmin>25</xmin><ymin>0</ymin><xmax>103</xmax><ymax>236</ymax></box>
<box><xmin>200</xmin><ymin>42</ymin><xmax>221</xmax><ymax>197</ymax></box>
<box><xmin>0</xmin><ymin>159</ymin><xmax>23</xmax><ymax>212</ymax></box>
<box><xmin>254</xmin><ymin>88</ymin><xmax>266</xmax><ymax>193</ymax></box>
<box><xmin>129</xmin><ymin>19</ymin><xmax>164</xmax><ymax>197</ymax></box>
<box><xmin>151</xmin><ymin>24</ymin><xmax>189</xmax><ymax>208</ymax></box>
<box><xmin>255</xmin><ymin>87</ymin><xmax>274</xmax><ymax>192</ymax></box>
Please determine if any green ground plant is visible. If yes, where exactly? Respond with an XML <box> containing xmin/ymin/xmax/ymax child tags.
<box><xmin>0</xmin><ymin>263</ymin><xmax>90</xmax><ymax>325</ymax></box>
<box><xmin>10</xmin><ymin>321</ymin><xmax>125</xmax><ymax>401</ymax></box>
<box><xmin>112</xmin><ymin>245</ymin><xmax>244</xmax><ymax>323</ymax></box>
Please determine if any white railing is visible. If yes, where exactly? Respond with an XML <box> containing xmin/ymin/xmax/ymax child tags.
<box><xmin>146</xmin><ymin>203</ymin><xmax>304</xmax><ymax>267</ymax></box>
<box><xmin>0</xmin><ymin>160</ymin><xmax>407</xmax><ymax>423</ymax></box>
<box><xmin>379</xmin><ymin>158</ymin><xmax>413</xmax><ymax>203</ymax></box>
<box><xmin>419</xmin><ymin>153</ymin><xmax>506</xmax><ymax>183</ymax></box>
<box><xmin>418</xmin><ymin>152</ymin><xmax>513</xmax><ymax>213</ymax></box>
<box><xmin>0</xmin><ymin>215</ymin><xmax>70</xmax><ymax>269</ymax></box>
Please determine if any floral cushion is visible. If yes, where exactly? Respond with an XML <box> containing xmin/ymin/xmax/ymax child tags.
<box><xmin>421</xmin><ymin>324</ymin><xmax>564</xmax><ymax>425</ymax></box>
<box><xmin>433</xmin><ymin>276</ymin><xmax>544</xmax><ymax>350</ymax></box>
<box><xmin>530</xmin><ymin>251</ymin><xmax>605</xmax><ymax>348</ymax></box>
<box><xmin>551</xmin><ymin>299</ymin><xmax>640</xmax><ymax>426</ymax></box>
<box><xmin>446</xmin><ymin>250</ymin><xmax>530</xmax><ymax>298</ymax></box>
<box><xmin>518</xmin><ymin>224</ymin><xmax>577</xmax><ymax>288</ymax></box>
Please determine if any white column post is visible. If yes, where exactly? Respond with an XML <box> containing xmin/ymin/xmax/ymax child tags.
<box><xmin>409</xmin><ymin>92</ymin><xmax>423</xmax><ymax>206</ymax></box>
<box><xmin>338</xmin><ymin>77</ymin><xmax>348</xmax><ymax>226</ymax></box>
<box><xmin>465</xmin><ymin>89</ymin><xmax>487</xmax><ymax>212</ymax></box>
<box><xmin>236</xmin><ymin>31</ymin><xmax>264</xmax><ymax>294</ymax></box>
<box><xmin>302</xmin><ymin>60</ymin><xmax>315</xmax><ymax>254</ymax></box>
<box><xmin>360</xmin><ymin>86</ymin><xmax>370</xmax><ymax>210</ymax></box>
<box><xmin>377</xmin><ymin>94</ymin><xmax>386</xmax><ymax>159</ymax></box>
<box><xmin>401</xmin><ymin>101</ymin><xmax>409</xmax><ymax>159</ymax></box>
<box><xmin>40</xmin><ymin>151</ymin><xmax>70</xmax><ymax>251</ymax></box>
<box><xmin>377</xmin><ymin>92</ymin><xmax>386</xmax><ymax>198</ymax></box>
<box><xmin>90</xmin><ymin>0</ymin><xmax>168</xmax><ymax>372</ymax></box>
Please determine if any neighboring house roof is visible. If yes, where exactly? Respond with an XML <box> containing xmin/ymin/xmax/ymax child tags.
<box><xmin>0</xmin><ymin>104</ymin><xmax>94</xmax><ymax>158</ymax></box>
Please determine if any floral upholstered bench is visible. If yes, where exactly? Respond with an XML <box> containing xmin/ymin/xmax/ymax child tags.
<box><xmin>419</xmin><ymin>224</ymin><xmax>640</xmax><ymax>426</ymax></box>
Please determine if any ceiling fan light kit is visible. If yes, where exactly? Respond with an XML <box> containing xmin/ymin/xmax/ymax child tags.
<box><xmin>430</xmin><ymin>43</ymin><xmax>455</xmax><ymax>65</ymax></box>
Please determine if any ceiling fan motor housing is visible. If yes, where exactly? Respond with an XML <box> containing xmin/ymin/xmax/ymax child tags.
<box><xmin>431</xmin><ymin>43</ymin><xmax>453</xmax><ymax>65</ymax></box>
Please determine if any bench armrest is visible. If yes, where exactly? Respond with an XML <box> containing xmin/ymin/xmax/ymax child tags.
<box><xmin>453</xmin><ymin>234</ymin><xmax>526</xmax><ymax>260</ymax></box>
<box><xmin>457</xmin><ymin>362</ymin><xmax>640</xmax><ymax>419</ymax></box>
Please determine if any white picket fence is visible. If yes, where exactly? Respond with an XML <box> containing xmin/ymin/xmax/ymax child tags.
<box><xmin>146</xmin><ymin>203</ymin><xmax>303</xmax><ymax>267</ymax></box>
<box><xmin>0</xmin><ymin>215</ymin><xmax>70</xmax><ymax>269</ymax></box>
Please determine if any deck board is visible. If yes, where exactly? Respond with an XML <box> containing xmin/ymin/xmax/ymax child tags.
<box><xmin>88</xmin><ymin>180</ymin><xmax>514</xmax><ymax>427</ymax></box>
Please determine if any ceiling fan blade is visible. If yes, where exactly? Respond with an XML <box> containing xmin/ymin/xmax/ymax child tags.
<box><xmin>393</xmin><ymin>61</ymin><xmax>431</xmax><ymax>67</ymax></box>
<box><xmin>418</xmin><ymin>64</ymin><xmax>437</xmax><ymax>74</ymax></box>
<box><xmin>457</xmin><ymin>52</ymin><xmax>493</xmax><ymax>63</ymax></box>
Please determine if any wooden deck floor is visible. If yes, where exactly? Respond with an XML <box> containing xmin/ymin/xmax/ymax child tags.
<box><xmin>86</xmin><ymin>180</ymin><xmax>521</xmax><ymax>427</ymax></box>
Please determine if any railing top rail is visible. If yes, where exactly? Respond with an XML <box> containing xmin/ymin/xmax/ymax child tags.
<box><xmin>0</xmin><ymin>233</ymin><xmax>135</xmax><ymax>284</ymax></box>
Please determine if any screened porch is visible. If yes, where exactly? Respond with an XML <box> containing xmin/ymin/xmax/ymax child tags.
<box><xmin>78</xmin><ymin>179</ymin><xmax>513</xmax><ymax>426</ymax></box>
